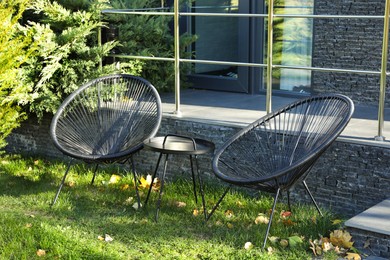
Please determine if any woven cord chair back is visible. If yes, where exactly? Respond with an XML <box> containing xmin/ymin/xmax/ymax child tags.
<box><xmin>213</xmin><ymin>94</ymin><xmax>354</xmax><ymax>192</ymax></box>
<box><xmin>50</xmin><ymin>74</ymin><xmax>162</xmax><ymax>163</ymax></box>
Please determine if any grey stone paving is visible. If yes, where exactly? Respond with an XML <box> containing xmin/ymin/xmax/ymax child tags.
<box><xmin>160</xmin><ymin>89</ymin><xmax>390</xmax><ymax>144</ymax></box>
<box><xmin>345</xmin><ymin>199</ymin><xmax>390</xmax><ymax>236</ymax></box>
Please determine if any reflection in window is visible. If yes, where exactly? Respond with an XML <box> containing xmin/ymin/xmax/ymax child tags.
<box><xmin>269</xmin><ymin>0</ymin><xmax>314</xmax><ymax>93</ymax></box>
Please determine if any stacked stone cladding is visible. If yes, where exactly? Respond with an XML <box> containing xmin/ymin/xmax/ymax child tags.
<box><xmin>312</xmin><ymin>0</ymin><xmax>390</xmax><ymax>106</ymax></box>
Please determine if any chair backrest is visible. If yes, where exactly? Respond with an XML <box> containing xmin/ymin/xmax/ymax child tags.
<box><xmin>213</xmin><ymin>94</ymin><xmax>354</xmax><ymax>191</ymax></box>
<box><xmin>50</xmin><ymin>74</ymin><xmax>162</xmax><ymax>163</ymax></box>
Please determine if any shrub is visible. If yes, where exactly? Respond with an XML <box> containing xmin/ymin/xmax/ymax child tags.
<box><xmin>19</xmin><ymin>0</ymin><xmax>143</xmax><ymax>119</ymax></box>
<box><xmin>0</xmin><ymin>0</ymin><xmax>34</xmax><ymax>150</ymax></box>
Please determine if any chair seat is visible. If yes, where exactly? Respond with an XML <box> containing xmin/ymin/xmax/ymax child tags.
<box><xmin>50</xmin><ymin>74</ymin><xmax>162</xmax><ymax>206</ymax></box>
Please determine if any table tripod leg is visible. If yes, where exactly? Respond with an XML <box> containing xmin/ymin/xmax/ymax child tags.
<box><xmin>194</xmin><ymin>155</ymin><xmax>207</xmax><ymax>220</ymax></box>
<box><xmin>190</xmin><ymin>155</ymin><xmax>198</xmax><ymax>203</ymax></box>
<box><xmin>145</xmin><ymin>153</ymin><xmax>163</xmax><ymax>206</ymax></box>
<box><xmin>155</xmin><ymin>153</ymin><xmax>169</xmax><ymax>222</ymax></box>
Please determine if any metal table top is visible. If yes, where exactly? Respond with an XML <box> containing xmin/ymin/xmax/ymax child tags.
<box><xmin>143</xmin><ymin>135</ymin><xmax>215</xmax><ymax>155</ymax></box>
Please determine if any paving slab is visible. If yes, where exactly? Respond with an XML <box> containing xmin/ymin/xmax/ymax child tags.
<box><xmin>345</xmin><ymin>199</ymin><xmax>390</xmax><ymax>236</ymax></box>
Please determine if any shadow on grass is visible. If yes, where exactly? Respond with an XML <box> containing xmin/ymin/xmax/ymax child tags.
<box><xmin>0</xmin><ymin>156</ymin><xmax>336</xmax><ymax>258</ymax></box>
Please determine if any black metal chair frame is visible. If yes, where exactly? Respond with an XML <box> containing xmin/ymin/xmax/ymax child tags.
<box><xmin>50</xmin><ymin>74</ymin><xmax>162</xmax><ymax>207</ymax></box>
<box><xmin>207</xmin><ymin>94</ymin><xmax>354</xmax><ymax>249</ymax></box>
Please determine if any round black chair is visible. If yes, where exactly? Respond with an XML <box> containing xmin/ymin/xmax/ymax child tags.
<box><xmin>50</xmin><ymin>74</ymin><xmax>162</xmax><ymax>206</ymax></box>
<box><xmin>207</xmin><ymin>94</ymin><xmax>354</xmax><ymax>249</ymax></box>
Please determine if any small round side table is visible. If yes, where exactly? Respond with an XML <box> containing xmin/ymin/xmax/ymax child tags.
<box><xmin>143</xmin><ymin>134</ymin><xmax>215</xmax><ymax>221</ymax></box>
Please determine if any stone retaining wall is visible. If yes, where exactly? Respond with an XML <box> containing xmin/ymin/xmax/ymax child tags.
<box><xmin>6</xmin><ymin>114</ymin><xmax>390</xmax><ymax>220</ymax></box>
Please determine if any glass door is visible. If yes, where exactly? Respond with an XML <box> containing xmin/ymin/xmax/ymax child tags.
<box><xmin>188</xmin><ymin>0</ymin><xmax>251</xmax><ymax>93</ymax></box>
<box><xmin>187</xmin><ymin>0</ymin><xmax>314</xmax><ymax>95</ymax></box>
<box><xmin>265</xmin><ymin>0</ymin><xmax>314</xmax><ymax>94</ymax></box>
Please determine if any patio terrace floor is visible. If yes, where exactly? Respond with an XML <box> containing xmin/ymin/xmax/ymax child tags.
<box><xmin>160</xmin><ymin>89</ymin><xmax>390</xmax><ymax>147</ymax></box>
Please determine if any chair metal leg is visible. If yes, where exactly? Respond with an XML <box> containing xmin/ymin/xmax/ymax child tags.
<box><xmin>155</xmin><ymin>154</ymin><xmax>169</xmax><ymax>222</ymax></box>
<box><xmin>144</xmin><ymin>153</ymin><xmax>163</xmax><ymax>206</ymax></box>
<box><xmin>51</xmin><ymin>160</ymin><xmax>72</xmax><ymax>206</ymax></box>
<box><xmin>90</xmin><ymin>164</ymin><xmax>99</xmax><ymax>185</ymax></box>
<box><xmin>189</xmin><ymin>155</ymin><xmax>198</xmax><ymax>204</ymax></box>
<box><xmin>287</xmin><ymin>190</ymin><xmax>292</xmax><ymax>212</ymax></box>
<box><xmin>130</xmin><ymin>156</ymin><xmax>141</xmax><ymax>208</ymax></box>
<box><xmin>193</xmin><ymin>155</ymin><xmax>207</xmax><ymax>220</ymax></box>
<box><xmin>206</xmin><ymin>186</ymin><xmax>231</xmax><ymax>221</ymax></box>
<box><xmin>263</xmin><ymin>188</ymin><xmax>280</xmax><ymax>250</ymax></box>
<box><xmin>302</xmin><ymin>180</ymin><xmax>323</xmax><ymax>216</ymax></box>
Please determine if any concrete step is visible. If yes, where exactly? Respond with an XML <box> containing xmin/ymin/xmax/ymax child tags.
<box><xmin>345</xmin><ymin>198</ymin><xmax>390</xmax><ymax>259</ymax></box>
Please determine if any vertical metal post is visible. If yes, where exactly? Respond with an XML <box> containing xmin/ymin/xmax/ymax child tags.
<box><xmin>174</xmin><ymin>0</ymin><xmax>182</xmax><ymax>116</ymax></box>
<box><xmin>266</xmin><ymin>0</ymin><xmax>274</xmax><ymax>114</ymax></box>
<box><xmin>98</xmin><ymin>17</ymin><xmax>103</xmax><ymax>70</ymax></box>
<box><xmin>376</xmin><ymin>0</ymin><xmax>390</xmax><ymax>141</ymax></box>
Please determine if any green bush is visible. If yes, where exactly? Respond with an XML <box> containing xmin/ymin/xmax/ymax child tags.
<box><xmin>21</xmin><ymin>0</ymin><xmax>143</xmax><ymax>119</ymax></box>
<box><xmin>0</xmin><ymin>0</ymin><xmax>34</xmax><ymax>150</ymax></box>
<box><xmin>1</xmin><ymin>0</ymin><xmax>195</xmax><ymax>150</ymax></box>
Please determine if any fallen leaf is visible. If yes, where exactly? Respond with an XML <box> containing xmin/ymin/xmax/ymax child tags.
<box><xmin>120</xmin><ymin>184</ymin><xmax>130</xmax><ymax>191</ymax></box>
<box><xmin>224</xmin><ymin>209</ymin><xmax>234</xmax><ymax>218</ymax></box>
<box><xmin>346</xmin><ymin>252</ymin><xmax>361</xmax><ymax>260</ymax></box>
<box><xmin>267</xmin><ymin>246</ymin><xmax>274</xmax><ymax>255</ymax></box>
<box><xmin>322</xmin><ymin>241</ymin><xmax>334</xmax><ymax>252</ymax></box>
<box><xmin>139</xmin><ymin>176</ymin><xmax>151</xmax><ymax>189</ymax></box>
<box><xmin>309</xmin><ymin>239</ymin><xmax>322</xmax><ymax>256</ymax></box>
<box><xmin>226</xmin><ymin>223</ymin><xmax>234</xmax><ymax>229</ymax></box>
<box><xmin>132</xmin><ymin>202</ymin><xmax>142</xmax><ymax>210</ymax></box>
<box><xmin>236</xmin><ymin>201</ymin><xmax>244</xmax><ymax>208</ymax></box>
<box><xmin>330</xmin><ymin>230</ymin><xmax>354</xmax><ymax>249</ymax></box>
<box><xmin>108</xmin><ymin>174</ymin><xmax>122</xmax><ymax>184</ymax></box>
<box><xmin>25</xmin><ymin>223</ymin><xmax>32</xmax><ymax>228</ymax></box>
<box><xmin>244</xmin><ymin>242</ymin><xmax>253</xmax><ymax>250</ymax></box>
<box><xmin>105</xmin><ymin>234</ymin><xmax>114</xmax><ymax>242</ymax></box>
<box><xmin>36</xmin><ymin>249</ymin><xmax>46</xmax><ymax>257</ymax></box>
<box><xmin>280</xmin><ymin>210</ymin><xmax>292</xmax><ymax>218</ymax></box>
<box><xmin>193</xmin><ymin>209</ymin><xmax>199</xmax><ymax>216</ymax></box>
<box><xmin>139</xmin><ymin>175</ymin><xmax>160</xmax><ymax>190</ymax></box>
<box><xmin>175</xmin><ymin>201</ymin><xmax>186</xmax><ymax>208</ymax></box>
<box><xmin>34</xmin><ymin>160</ymin><xmax>40</xmax><ymax>165</ymax></box>
<box><xmin>123</xmin><ymin>197</ymin><xmax>134</xmax><ymax>205</ymax></box>
<box><xmin>255</xmin><ymin>213</ymin><xmax>269</xmax><ymax>224</ymax></box>
<box><xmin>98</xmin><ymin>235</ymin><xmax>105</xmax><ymax>241</ymax></box>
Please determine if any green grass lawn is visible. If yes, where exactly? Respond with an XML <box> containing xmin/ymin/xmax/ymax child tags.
<box><xmin>0</xmin><ymin>155</ymin><xmax>353</xmax><ymax>259</ymax></box>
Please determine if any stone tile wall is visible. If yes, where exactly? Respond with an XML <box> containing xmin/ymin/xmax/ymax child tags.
<box><xmin>6</xmin><ymin>115</ymin><xmax>390</xmax><ymax>219</ymax></box>
<box><xmin>312</xmin><ymin>0</ymin><xmax>390</xmax><ymax>106</ymax></box>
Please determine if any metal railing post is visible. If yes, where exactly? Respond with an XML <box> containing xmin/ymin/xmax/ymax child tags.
<box><xmin>376</xmin><ymin>0</ymin><xmax>390</xmax><ymax>141</ymax></box>
<box><xmin>98</xmin><ymin>17</ymin><xmax>102</xmax><ymax>70</ymax></box>
<box><xmin>174</xmin><ymin>0</ymin><xmax>182</xmax><ymax>116</ymax></box>
<box><xmin>266</xmin><ymin>0</ymin><xmax>274</xmax><ymax>114</ymax></box>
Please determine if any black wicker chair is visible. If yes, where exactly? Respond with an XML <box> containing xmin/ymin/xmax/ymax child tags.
<box><xmin>50</xmin><ymin>74</ymin><xmax>162</xmax><ymax>206</ymax></box>
<box><xmin>208</xmin><ymin>94</ymin><xmax>354</xmax><ymax>249</ymax></box>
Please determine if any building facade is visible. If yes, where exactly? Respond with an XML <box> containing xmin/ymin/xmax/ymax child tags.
<box><xmin>185</xmin><ymin>0</ymin><xmax>389</xmax><ymax>105</ymax></box>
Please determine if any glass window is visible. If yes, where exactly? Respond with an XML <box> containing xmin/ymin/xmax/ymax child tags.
<box><xmin>267</xmin><ymin>0</ymin><xmax>314</xmax><ymax>94</ymax></box>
